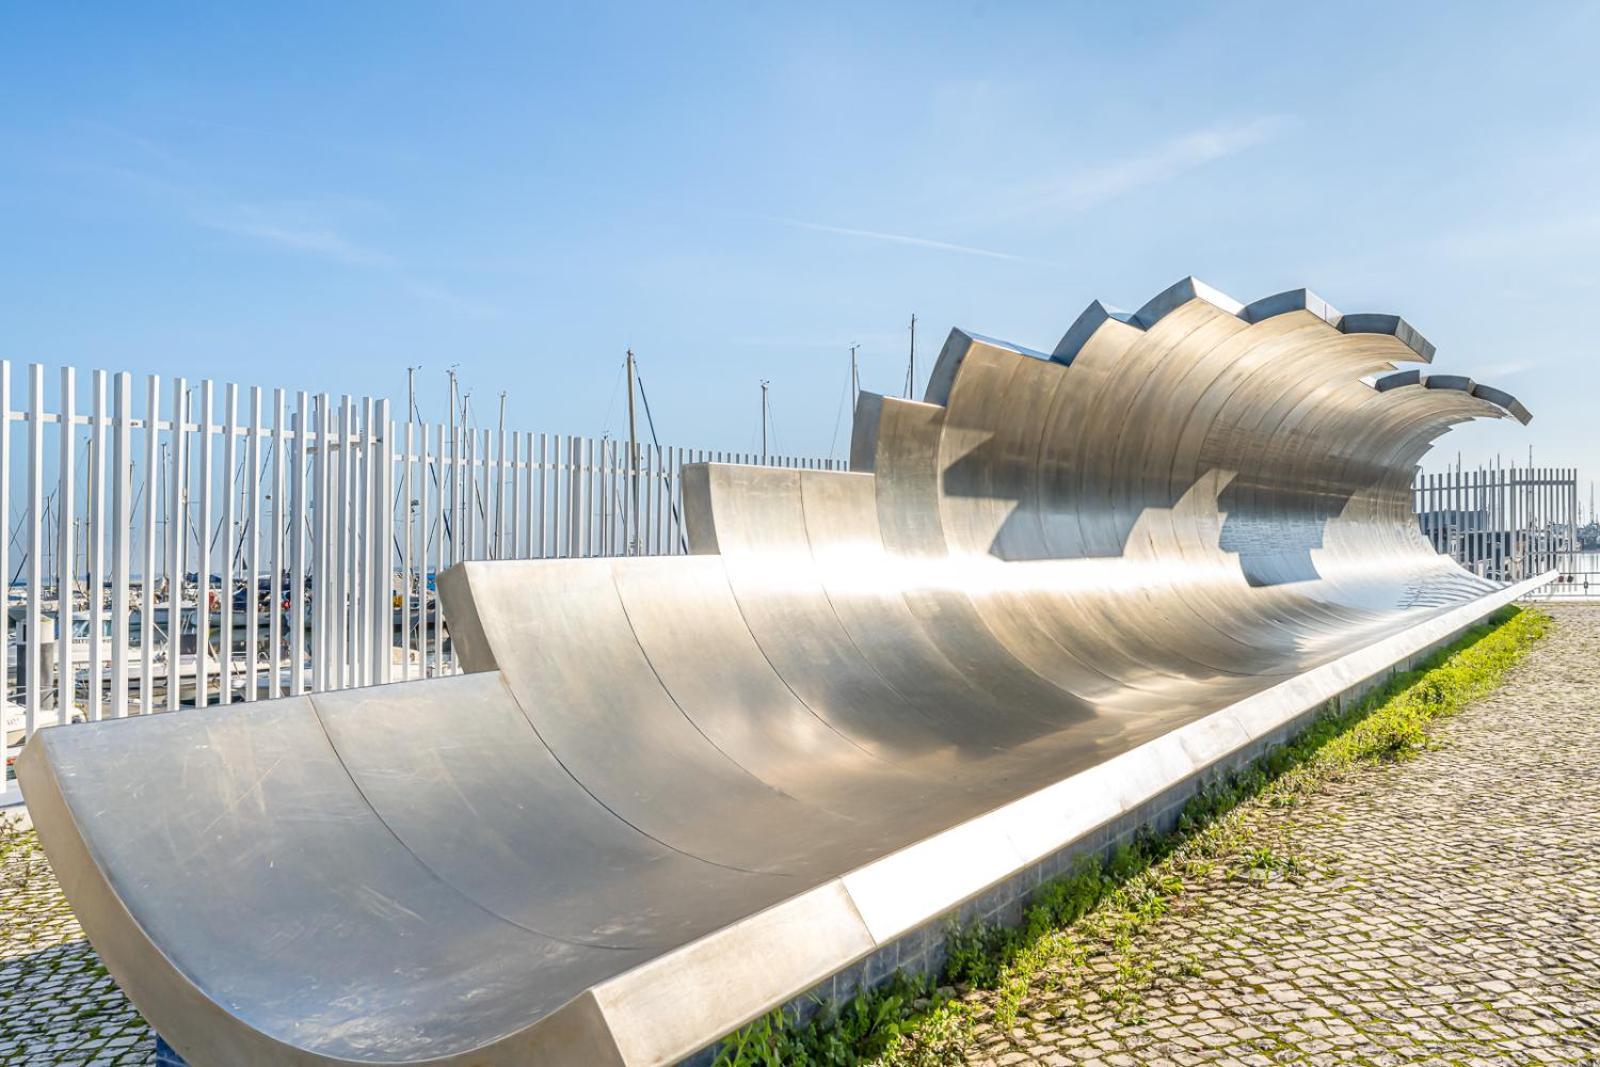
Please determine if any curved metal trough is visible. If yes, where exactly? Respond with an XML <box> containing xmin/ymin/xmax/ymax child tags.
<box><xmin>19</xmin><ymin>279</ymin><xmax>1535</xmax><ymax>1065</ymax></box>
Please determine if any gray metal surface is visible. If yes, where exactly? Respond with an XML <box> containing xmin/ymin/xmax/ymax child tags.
<box><xmin>19</xmin><ymin>279</ymin><xmax>1533</xmax><ymax>1065</ymax></box>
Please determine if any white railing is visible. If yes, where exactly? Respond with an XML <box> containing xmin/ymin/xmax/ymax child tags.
<box><xmin>1</xmin><ymin>360</ymin><xmax>842</xmax><ymax>794</ymax></box>
<box><xmin>1412</xmin><ymin>464</ymin><xmax>1580</xmax><ymax>581</ymax></box>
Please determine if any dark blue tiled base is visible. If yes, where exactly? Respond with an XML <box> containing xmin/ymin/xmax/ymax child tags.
<box><xmin>154</xmin><ymin>1035</ymin><xmax>187</xmax><ymax>1065</ymax></box>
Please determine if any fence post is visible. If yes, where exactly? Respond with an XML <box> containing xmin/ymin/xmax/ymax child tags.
<box><xmin>195</xmin><ymin>380</ymin><xmax>213</xmax><ymax>709</ymax></box>
<box><xmin>140</xmin><ymin>377</ymin><xmax>158</xmax><ymax>714</ymax></box>
<box><xmin>287</xmin><ymin>394</ymin><xmax>306</xmax><ymax>697</ymax></box>
<box><xmin>309</xmin><ymin>395</ymin><xmax>327</xmax><ymax>693</ymax></box>
<box><xmin>24</xmin><ymin>365</ymin><xmax>43</xmax><ymax>733</ymax></box>
<box><xmin>0</xmin><ymin>373</ymin><xmax>850</xmax><ymax>745</ymax></box>
<box><xmin>375</xmin><ymin>399</ymin><xmax>394</xmax><ymax>685</ymax></box>
<box><xmin>221</xmin><ymin>382</ymin><xmax>238</xmax><ymax>705</ymax></box>
<box><xmin>56</xmin><ymin>365</ymin><xmax>77</xmax><ymax>726</ymax></box>
<box><xmin>0</xmin><ymin>363</ymin><xmax>8</xmax><ymax>719</ymax></box>
<box><xmin>89</xmin><ymin>370</ymin><xmax>107</xmax><ymax>721</ymax></box>
<box><xmin>111</xmin><ymin>373</ymin><xmax>131</xmax><ymax>718</ymax></box>
<box><xmin>245</xmin><ymin>386</ymin><xmax>262</xmax><ymax>702</ymax></box>
<box><xmin>434</xmin><ymin>421</ymin><xmax>447</xmax><ymax>673</ymax></box>
<box><xmin>167</xmin><ymin>377</ymin><xmax>185</xmax><ymax>711</ymax></box>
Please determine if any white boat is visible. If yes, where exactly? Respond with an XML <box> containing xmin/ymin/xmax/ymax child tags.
<box><xmin>74</xmin><ymin>649</ymin><xmax>253</xmax><ymax>706</ymax></box>
<box><xmin>3</xmin><ymin>701</ymin><xmax>23</xmax><ymax>748</ymax></box>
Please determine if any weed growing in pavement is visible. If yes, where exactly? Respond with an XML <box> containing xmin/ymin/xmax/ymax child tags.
<box><xmin>712</xmin><ymin>606</ymin><xmax>1549</xmax><ymax>1067</ymax></box>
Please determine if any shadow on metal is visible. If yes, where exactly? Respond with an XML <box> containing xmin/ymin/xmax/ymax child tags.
<box><xmin>19</xmin><ymin>280</ymin><xmax>1531</xmax><ymax>1065</ymax></box>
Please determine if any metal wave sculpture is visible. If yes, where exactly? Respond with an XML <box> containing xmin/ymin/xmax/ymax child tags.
<box><xmin>20</xmin><ymin>279</ymin><xmax>1532</xmax><ymax>1066</ymax></box>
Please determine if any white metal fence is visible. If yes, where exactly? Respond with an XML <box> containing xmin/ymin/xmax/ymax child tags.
<box><xmin>1</xmin><ymin>360</ymin><xmax>843</xmax><ymax>788</ymax></box>
<box><xmin>1412</xmin><ymin>464</ymin><xmax>1579</xmax><ymax>581</ymax></box>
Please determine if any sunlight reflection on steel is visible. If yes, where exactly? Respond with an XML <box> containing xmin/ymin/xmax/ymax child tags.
<box><xmin>19</xmin><ymin>278</ymin><xmax>1531</xmax><ymax>1066</ymax></box>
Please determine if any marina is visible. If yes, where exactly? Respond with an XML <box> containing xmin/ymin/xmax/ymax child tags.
<box><xmin>0</xmin><ymin>364</ymin><xmax>842</xmax><ymax>800</ymax></box>
<box><xmin>4</xmin><ymin>449</ymin><xmax>1587</xmax><ymax>756</ymax></box>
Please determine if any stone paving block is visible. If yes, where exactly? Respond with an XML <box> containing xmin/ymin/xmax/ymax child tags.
<box><xmin>4</xmin><ymin>607</ymin><xmax>1600</xmax><ymax>1065</ymax></box>
<box><xmin>934</xmin><ymin>605</ymin><xmax>1600</xmax><ymax>1066</ymax></box>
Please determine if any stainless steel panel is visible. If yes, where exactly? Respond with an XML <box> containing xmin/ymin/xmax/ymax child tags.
<box><xmin>20</xmin><ymin>278</ymin><xmax>1533</xmax><ymax>1065</ymax></box>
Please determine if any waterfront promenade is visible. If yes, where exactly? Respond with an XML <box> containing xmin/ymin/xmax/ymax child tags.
<box><xmin>2</xmin><ymin>605</ymin><xmax>1597</xmax><ymax>1065</ymax></box>
<box><xmin>950</xmin><ymin>604</ymin><xmax>1600</xmax><ymax>1066</ymax></box>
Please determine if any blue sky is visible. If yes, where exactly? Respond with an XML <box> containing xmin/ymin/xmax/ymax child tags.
<box><xmin>2</xmin><ymin>2</ymin><xmax>1596</xmax><ymax>493</ymax></box>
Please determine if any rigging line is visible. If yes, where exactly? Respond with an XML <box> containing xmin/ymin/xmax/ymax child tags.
<box><xmin>6</xmin><ymin>502</ymin><xmax>25</xmax><ymax>556</ymax></box>
<box><xmin>416</xmin><ymin>437</ymin><xmax>453</xmax><ymax>544</ymax></box>
<box><xmin>206</xmin><ymin>441</ymin><xmax>252</xmax><ymax>566</ymax></box>
<box><xmin>633</xmin><ymin>371</ymin><xmax>689</xmax><ymax>553</ymax></box>
<box><xmin>826</xmin><ymin>359</ymin><xmax>849</xmax><ymax>461</ymax></box>
<box><xmin>204</xmin><ymin>447</ymin><xmax>248</xmax><ymax>558</ymax></box>
<box><xmin>229</xmin><ymin>443</ymin><xmax>276</xmax><ymax>573</ymax></box>
<box><xmin>635</xmin><ymin>373</ymin><xmax>664</xmax><ymax>449</ymax></box>
<box><xmin>127</xmin><ymin>479</ymin><xmax>146</xmax><ymax>538</ymax></box>
<box><xmin>10</xmin><ymin>485</ymin><xmax>58</xmax><ymax>586</ymax></box>
<box><xmin>52</xmin><ymin>434</ymin><xmax>93</xmax><ymax>595</ymax></box>
<box><xmin>391</xmin><ymin>439</ymin><xmax>409</xmax><ymax>512</ymax></box>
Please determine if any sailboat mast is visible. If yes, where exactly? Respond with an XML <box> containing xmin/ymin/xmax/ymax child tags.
<box><xmin>760</xmin><ymin>380</ymin><xmax>770</xmax><ymax>464</ymax></box>
<box><xmin>905</xmin><ymin>313</ymin><xmax>917</xmax><ymax>398</ymax></box>
<box><xmin>625</xmin><ymin>350</ymin><xmax>640</xmax><ymax>555</ymax></box>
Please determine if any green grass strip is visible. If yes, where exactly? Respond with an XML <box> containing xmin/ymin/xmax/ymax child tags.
<box><xmin>712</xmin><ymin>605</ymin><xmax>1550</xmax><ymax>1067</ymax></box>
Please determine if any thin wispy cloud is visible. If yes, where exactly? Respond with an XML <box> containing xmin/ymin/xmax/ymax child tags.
<box><xmin>402</xmin><ymin>278</ymin><xmax>498</xmax><ymax>317</ymax></box>
<box><xmin>1433</xmin><ymin>213</ymin><xmax>1600</xmax><ymax>263</ymax></box>
<box><xmin>777</xmin><ymin>218</ymin><xmax>1050</xmax><ymax>264</ymax></box>
<box><xmin>199</xmin><ymin>210</ymin><xmax>397</xmax><ymax>268</ymax></box>
<box><xmin>727</xmin><ymin>329</ymin><xmax>906</xmax><ymax>351</ymax></box>
<box><xmin>200</xmin><ymin>205</ymin><xmax>494</xmax><ymax>314</ymax></box>
<box><xmin>1467</xmin><ymin>358</ymin><xmax>1541</xmax><ymax>380</ymax></box>
<box><xmin>998</xmin><ymin>115</ymin><xmax>1295</xmax><ymax>221</ymax></box>
<box><xmin>69</xmin><ymin>130</ymin><xmax>490</xmax><ymax>315</ymax></box>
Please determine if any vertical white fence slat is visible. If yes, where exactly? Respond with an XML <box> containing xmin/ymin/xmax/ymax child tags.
<box><xmin>0</xmin><ymin>365</ymin><xmax>8</xmax><ymax>720</ymax></box>
<box><xmin>0</xmin><ymin>361</ymin><xmax>848</xmax><ymax>760</ymax></box>
<box><xmin>56</xmin><ymin>366</ymin><xmax>76</xmax><ymax>726</ymax></box>
<box><xmin>25</xmin><ymin>365</ymin><xmax>44</xmax><ymax>733</ymax></box>
<box><xmin>89</xmin><ymin>371</ymin><xmax>107</xmax><ymax>721</ymax></box>
<box><xmin>375</xmin><ymin>400</ymin><xmax>394</xmax><ymax>685</ymax></box>
<box><xmin>309</xmin><ymin>395</ymin><xmax>328</xmax><ymax>694</ymax></box>
<box><xmin>334</xmin><ymin>396</ymin><xmax>352</xmax><ymax>690</ymax></box>
<box><xmin>358</xmin><ymin>398</ymin><xmax>373</xmax><ymax>685</ymax></box>
<box><xmin>170</xmin><ymin>379</ymin><xmax>186</xmax><ymax>712</ymax></box>
<box><xmin>268</xmin><ymin>390</ymin><xmax>285</xmax><ymax>699</ymax></box>
<box><xmin>111</xmin><ymin>374</ymin><xmax>131</xmax><ymax>718</ymax></box>
<box><xmin>432</xmin><ymin>421</ymin><xmax>446</xmax><ymax>675</ymax></box>
<box><xmin>0</xmin><ymin>365</ymin><xmax>8</xmax><ymax>725</ymax></box>
<box><xmin>479</xmin><ymin>428</ymin><xmax>491</xmax><ymax>559</ymax></box>
<box><xmin>194</xmin><ymin>381</ymin><xmax>212</xmax><ymax>709</ymax></box>
<box><xmin>354</xmin><ymin>398</ymin><xmax>370</xmax><ymax>688</ymax></box>
<box><xmin>288</xmin><ymin>393</ymin><xmax>308</xmax><ymax>697</ymax></box>
<box><xmin>521</xmin><ymin>431</ymin><xmax>534</xmax><ymax>560</ymax></box>
<box><xmin>1412</xmin><ymin>465</ymin><xmax>1581</xmax><ymax>582</ymax></box>
<box><xmin>140</xmin><ymin>377</ymin><xmax>158</xmax><ymax>714</ymax></box>
<box><xmin>221</xmin><ymin>383</ymin><xmax>238</xmax><ymax>704</ymax></box>
<box><xmin>245</xmin><ymin>387</ymin><xmax>262</xmax><ymax>702</ymax></box>
<box><xmin>401</xmin><ymin>419</ymin><xmax>413</xmax><ymax>682</ymax></box>
<box><xmin>461</xmin><ymin>425</ymin><xmax>474</xmax><ymax>564</ymax></box>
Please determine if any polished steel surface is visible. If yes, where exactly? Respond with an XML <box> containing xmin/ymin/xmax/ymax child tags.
<box><xmin>19</xmin><ymin>279</ymin><xmax>1532</xmax><ymax>1065</ymax></box>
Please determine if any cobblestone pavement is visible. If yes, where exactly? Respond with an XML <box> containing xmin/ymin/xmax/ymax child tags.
<box><xmin>0</xmin><ymin>810</ymin><xmax>155</xmax><ymax>1065</ymax></box>
<box><xmin>960</xmin><ymin>604</ymin><xmax>1600</xmax><ymax>1066</ymax></box>
<box><xmin>2</xmin><ymin>606</ymin><xmax>1597</xmax><ymax>1066</ymax></box>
